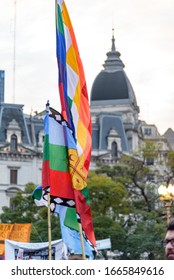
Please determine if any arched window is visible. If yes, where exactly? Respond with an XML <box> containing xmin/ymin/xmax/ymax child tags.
<box><xmin>111</xmin><ymin>141</ymin><xmax>118</xmax><ymax>158</ymax></box>
<box><xmin>10</xmin><ymin>134</ymin><xmax>17</xmax><ymax>151</ymax></box>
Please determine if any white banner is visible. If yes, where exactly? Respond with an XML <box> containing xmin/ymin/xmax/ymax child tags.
<box><xmin>96</xmin><ymin>238</ymin><xmax>111</xmax><ymax>250</ymax></box>
<box><xmin>5</xmin><ymin>239</ymin><xmax>68</xmax><ymax>260</ymax></box>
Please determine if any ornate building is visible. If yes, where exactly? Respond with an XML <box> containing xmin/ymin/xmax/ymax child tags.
<box><xmin>90</xmin><ymin>34</ymin><xmax>142</xmax><ymax>165</ymax></box>
<box><xmin>90</xmin><ymin>34</ymin><xmax>173</xmax><ymax>167</ymax></box>
<box><xmin>0</xmin><ymin>102</ymin><xmax>44</xmax><ymax>213</ymax></box>
<box><xmin>0</xmin><ymin>34</ymin><xmax>174</xmax><ymax>213</ymax></box>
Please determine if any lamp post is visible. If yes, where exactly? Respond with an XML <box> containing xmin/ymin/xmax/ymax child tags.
<box><xmin>158</xmin><ymin>184</ymin><xmax>174</xmax><ymax>224</ymax></box>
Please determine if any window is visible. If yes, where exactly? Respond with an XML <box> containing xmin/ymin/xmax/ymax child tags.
<box><xmin>147</xmin><ymin>174</ymin><xmax>155</xmax><ymax>182</ymax></box>
<box><xmin>10</xmin><ymin>169</ymin><xmax>17</xmax><ymax>184</ymax></box>
<box><xmin>10</xmin><ymin>134</ymin><xmax>17</xmax><ymax>151</ymax></box>
<box><xmin>146</xmin><ymin>158</ymin><xmax>154</xmax><ymax>166</ymax></box>
<box><xmin>111</xmin><ymin>141</ymin><xmax>118</xmax><ymax>158</ymax></box>
<box><xmin>144</xmin><ymin>128</ymin><xmax>152</xmax><ymax>136</ymax></box>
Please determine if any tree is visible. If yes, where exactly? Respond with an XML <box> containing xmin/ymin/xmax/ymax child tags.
<box><xmin>87</xmin><ymin>171</ymin><xmax>130</xmax><ymax>220</ymax></box>
<box><xmin>0</xmin><ymin>183</ymin><xmax>61</xmax><ymax>242</ymax></box>
<box><xmin>164</xmin><ymin>151</ymin><xmax>174</xmax><ymax>184</ymax></box>
<box><xmin>125</xmin><ymin>219</ymin><xmax>164</xmax><ymax>260</ymax></box>
<box><xmin>0</xmin><ymin>159</ymin><xmax>168</xmax><ymax>259</ymax></box>
<box><xmin>93</xmin><ymin>215</ymin><xmax>126</xmax><ymax>254</ymax></box>
<box><xmin>91</xmin><ymin>156</ymin><xmax>167</xmax><ymax>259</ymax></box>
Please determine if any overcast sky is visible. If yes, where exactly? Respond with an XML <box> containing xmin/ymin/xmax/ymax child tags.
<box><xmin>0</xmin><ymin>0</ymin><xmax>174</xmax><ymax>135</ymax></box>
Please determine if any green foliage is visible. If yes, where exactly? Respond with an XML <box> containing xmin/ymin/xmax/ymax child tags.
<box><xmin>88</xmin><ymin>158</ymin><xmax>167</xmax><ymax>259</ymax></box>
<box><xmin>166</xmin><ymin>152</ymin><xmax>174</xmax><ymax>177</ymax></box>
<box><xmin>93</xmin><ymin>215</ymin><xmax>126</xmax><ymax>252</ymax></box>
<box><xmin>0</xmin><ymin>183</ymin><xmax>61</xmax><ymax>242</ymax></box>
<box><xmin>125</xmin><ymin>220</ymin><xmax>165</xmax><ymax>260</ymax></box>
<box><xmin>142</xmin><ymin>141</ymin><xmax>159</xmax><ymax>160</ymax></box>
<box><xmin>0</xmin><ymin>152</ymin><xmax>169</xmax><ymax>260</ymax></box>
<box><xmin>87</xmin><ymin>171</ymin><xmax>130</xmax><ymax>219</ymax></box>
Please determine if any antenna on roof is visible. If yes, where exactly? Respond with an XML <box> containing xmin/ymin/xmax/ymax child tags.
<box><xmin>12</xmin><ymin>0</ymin><xmax>17</xmax><ymax>104</ymax></box>
<box><xmin>111</xmin><ymin>28</ymin><xmax>116</xmax><ymax>52</ymax></box>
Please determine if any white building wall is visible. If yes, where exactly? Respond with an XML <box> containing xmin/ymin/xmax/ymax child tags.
<box><xmin>10</xmin><ymin>158</ymin><xmax>42</xmax><ymax>186</ymax></box>
<box><xmin>0</xmin><ymin>163</ymin><xmax>9</xmax><ymax>184</ymax></box>
<box><xmin>0</xmin><ymin>190</ymin><xmax>10</xmax><ymax>213</ymax></box>
<box><xmin>0</xmin><ymin>156</ymin><xmax>42</xmax><ymax>214</ymax></box>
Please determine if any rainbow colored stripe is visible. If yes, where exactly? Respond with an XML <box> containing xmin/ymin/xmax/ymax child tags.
<box><xmin>56</xmin><ymin>0</ymin><xmax>92</xmax><ymax>178</ymax></box>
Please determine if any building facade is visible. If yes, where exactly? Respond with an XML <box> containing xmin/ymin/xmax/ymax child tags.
<box><xmin>90</xmin><ymin>34</ymin><xmax>142</xmax><ymax>165</ymax></box>
<box><xmin>0</xmin><ymin>102</ymin><xmax>44</xmax><ymax>213</ymax></box>
<box><xmin>0</xmin><ymin>34</ymin><xmax>174</xmax><ymax>213</ymax></box>
<box><xmin>90</xmin><ymin>34</ymin><xmax>173</xmax><ymax>168</ymax></box>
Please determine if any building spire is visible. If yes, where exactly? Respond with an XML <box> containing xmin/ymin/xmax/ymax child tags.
<box><xmin>103</xmin><ymin>29</ymin><xmax>125</xmax><ymax>71</ymax></box>
<box><xmin>111</xmin><ymin>28</ymin><xmax>116</xmax><ymax>52</ymax></box>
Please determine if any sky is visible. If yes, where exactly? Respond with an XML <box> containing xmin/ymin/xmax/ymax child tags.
<box><xmin>0</xmin><ymin>0</ymin><xmax>174</xmax><ymax>135</ymax></box>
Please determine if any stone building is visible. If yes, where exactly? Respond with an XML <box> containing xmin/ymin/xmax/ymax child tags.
<box><xmin>90</xmin><ymin>34</ymin><xmax>173</xmax><ymax>168</ymax></box>
<box><xmin>0</xmin><ymin>34</ymin><xmax>174</xmax><ymax>213</ymax></box>
<box><xmin>0</xmin><ymin>102</ymin><xmax>44</xmax><ymax>213</ymax></box>
<box><xmin>90</xmin><ymin>34</ymin><xmax>142</xmax><ymax>165</ymax></box>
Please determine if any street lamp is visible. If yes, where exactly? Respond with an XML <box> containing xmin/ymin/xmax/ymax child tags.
<box><xmin>158</xmin><ymin>184</ymin><xmax>174</xmax><ymax>224</ymax></box>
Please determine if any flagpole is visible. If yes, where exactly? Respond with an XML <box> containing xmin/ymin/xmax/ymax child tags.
<box><xmin>78</xmin><ymin>223</ymin><xmax>86</xmax><ymax>260</ymax></box>
<box><xmin>48</xmin><ymin>192</ymin><xmax>52</xmax><ymax>260</ymax></box>
<box><xmin>45</xmin><ymin>100</ymin><xmax>52</xmax><ymax>260</ymax></box>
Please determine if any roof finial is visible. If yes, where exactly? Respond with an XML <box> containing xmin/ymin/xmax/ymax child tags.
<box><xmin>112</xmin><ymin>28</ymin><xmax>114</xmax><ymax>37</ymax></box>
<box><xmin>46</xmin><ymin>100</ymin><xmax>50</xmax><ymax>112</ymax></box>
<box><xmin>111</xmin><ymin>28</ymin><xmax>116</xmax><ymax>52</ymax></box>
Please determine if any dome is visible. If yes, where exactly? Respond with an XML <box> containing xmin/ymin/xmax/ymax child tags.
<box><xmin>91</xmin><ymin>71</ymin><xmax>129</xmax><ymax>101</ymax></box>
<box><xmin>90</xmin><ymin>33</ymin><xmax>138</xmax><ymax>109</ymax></box>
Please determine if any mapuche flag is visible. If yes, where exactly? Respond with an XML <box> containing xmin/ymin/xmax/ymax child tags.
<box><xmin>42</xmin><ymin>105</ymin><xmax>96</xmax><ymax>252</ymax></box>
